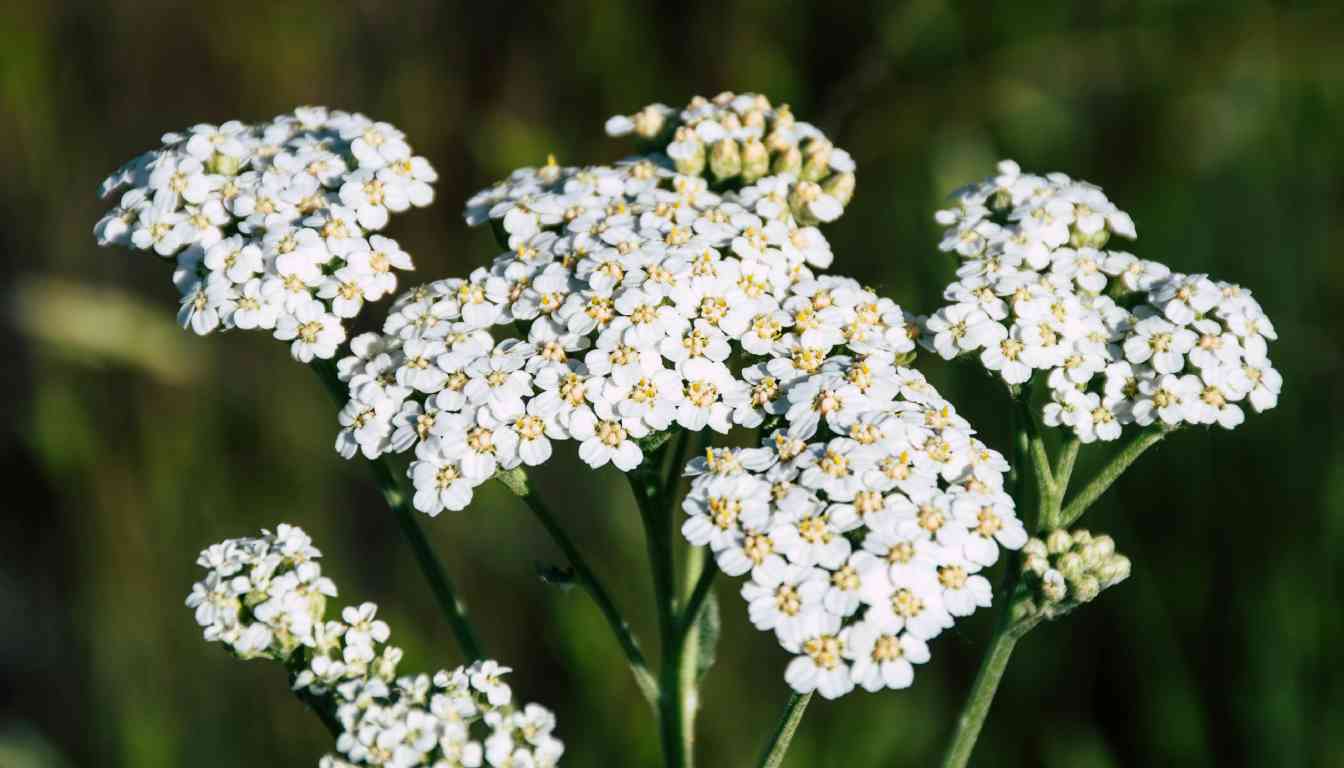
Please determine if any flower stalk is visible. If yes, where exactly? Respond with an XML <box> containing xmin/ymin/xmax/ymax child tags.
<box><xmin>756</xmin><ymin>692</ymin><xmax>814</xmax><ymax>768</ymax></box>
<box><xmin>312</xmin><ymin>359</ymin><xmax>485</xmax><ymax>662</ymax></box>
<box><xmin>496</xmin><ymin>467</ymin><xmax>660</xmax><ymax>708</ymax></box>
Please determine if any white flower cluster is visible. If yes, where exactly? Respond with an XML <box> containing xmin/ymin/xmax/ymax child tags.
<box><xmin>605</xmin><ymin>92</ymin><xmax>856</xmax><ymax>225</ymax></box>
<box><xmin>923</xmin><ymin>161</ymin><xmax>1281</xmax><ymax>441</ymax></box>
<box><xmin>681</xmin><ymin>378</ymin><xmax>1026</xmax><ymax>700</ymax></box>
<box><xmin>337</xmin><ymin>104</ymin><xmax>925</xmax><ymax>517</ymax></box>
<box><xmin>95</xmin><ymin>107</ymin><xmax>436</xmax><ymax>362</ymax></box>
<box><xmin>186</xmin><ymin>525</ymin><xmax>562</xmax><ymax>767</ymax></box>
<box><xmin>333</xmin><ymin>96</ymin><xmax>1025</xmax><ymax>701</ymax></box>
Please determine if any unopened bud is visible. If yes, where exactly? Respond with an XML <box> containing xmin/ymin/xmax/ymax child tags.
<box><xmin>740</xmin><ymin>138</ymin><xmax>770</xmax><ymax>183</ymax></box>
<box><xmin>1071</xmin><ymin>227</ymin><xmax>1111</xmax><ymax>250</ymax></box>
<box><xmin>1023</xmin><ymin>552</ymin><xmax>1050</xmax><ymax>577</ymax></box>
<box><xmin>633</xmin><ymin>105</ymin><xmax>669</xmax><ymax>140</ymax></box>
<box><xmin>1071</xmin><ymin>574</ymin><xmax>1101</xmax><ymax>603</ymax></box>
<box><xmin>709</xmin><ymin>139</ymin><xmax>742</xmax><ymax>182</ymax></box>
<box><xmin>800</xmin><ymin>143</ymin><xmax>832</xmax><ymax>182</ymax></box>
<box><xmin>207</xmin><ymin>152</ymin><xmax>242</xmax><ymax>176</ymax></box>
<box><xmin>1056</xmin><ymin>551</ymin><xmax>1086</xmax><ymax>582</ymax></box>
<box><xmin>1041</xmin><ymin>570</ymin><xmax>1068</xmax><ymax>603</ymax></box>
<box><xmin>1046</xmin><ymin>529</ymin><xmax>1073</xmax><ymax>555</ymax></box>
<box><xmin>1022</xmin><ymin>538</ymin><xmax>1049</xmax><ymax>560</ymax></box>
<box><xmin>822</xmin><ymin>172</ymin><xmax>855</xmax><ymax>207</ymax></box>
<box><xmin>669</xmin><ymin>130</ymin><xmax>706</xmax><ymax>176</ymax></box>
<box><xmin>772</xmin><ymin>145</ymin><xmax>802</xmax><ymax>176</ymax></box>
<box><xmin>1098</xmin><ymin>555</ymin><xmax>1131</xmax><ymax>586</ymax></box>
<box><xmin>742</xmin><ymin>108</ymin><xmax>767</xmax><ymax>132</ymax></box>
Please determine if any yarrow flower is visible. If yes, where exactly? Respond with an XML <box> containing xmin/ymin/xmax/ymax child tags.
<box><xmin>94</xmin><ymin>107</ymin><xmax>437</xmax><ymax>362</ymax></box>
<box><xmin>327</xmin><ymin>95</ymin><xmax>1024</xmax><ymax>701</ymax></box>
<box><xmin>186</xmin><ymin>525</ymin><xmax>563</xmax><ymax>767</ymax></box>
<box><xmin>681</xmin><ymin>373</ymin><xmax>1023</xmax><ymax>699</ymax></box>
<box><xmin>921</xmin><ymin>160</ymin><xmax>1281</xmax><ymax>441</ymax></box>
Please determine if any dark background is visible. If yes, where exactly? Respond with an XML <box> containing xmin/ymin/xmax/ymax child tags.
<box><xmin>1</xmin><ymin>1</ymin><xmax>1340</xmax><ymax>766</ymax></box>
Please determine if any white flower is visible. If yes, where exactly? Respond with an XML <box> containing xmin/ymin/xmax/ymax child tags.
<box><xmin>569</xmin><ymin>408</ymin><xmax>643</xmax><ymax>471</ymax></box>
<box><xmin>782</xmin><ymin>609</ymin><xmax>853</xmax><ymax>699</ymax></box>
<box><xmin>842</xmin><ymin>621</ymin><xmax>929</xmax><ymax>692</ymax></box>
<box><xmin>409</xmin><ymin>437</ymin><xmax>477</xmax><ymax>515</ymax></box>
<box><xmin>275</xmin><ymin>301</ymin><xmax>347</xmax><ymax>362</ymax></box>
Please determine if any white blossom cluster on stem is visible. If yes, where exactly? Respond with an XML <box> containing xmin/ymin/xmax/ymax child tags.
<box><xmin>922</xmin><ymin>160</ymin><xmax>1281</xmax><ymax>441</ymax></box>
<box><xmin>94</xmin><ymin>107</ymin><xmax>436</xmax><ymax>362</ymax></box>
<box><xmin>334</xmin><ymin>94</ymin><xmax>902</xmax><ymax>515</ymax></box>
<box><xmin>682</xmin><ymin>389</ymin><xmax>1023</xmax><ymax>700</ymax></box>
<box><xmin>332</xmin><ymin>95</ymin><xmax>1027</xmax><ymax>702</ymax></box>
<box><xmin>186</xmin><ymin>525</ymin><xmax>563</xmax><ymax>767</ymax></box>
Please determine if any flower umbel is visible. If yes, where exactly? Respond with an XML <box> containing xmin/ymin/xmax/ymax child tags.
<box><xmin>186</xmin><ymin>525</ymin><xmax>563</xmax><ymax>767</ymax></box>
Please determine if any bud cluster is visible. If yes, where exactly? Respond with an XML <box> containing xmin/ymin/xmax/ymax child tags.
<box><xmin>186</xmin><ymin>525</ymin><xmax>563</xmax><ymax>767</ymax></box>
<box><xmin>1018</xmin><ymin>529</ymin><xmax>1131</xmax><ymax>620</ymax></box>
<box><xmin>605</xmin><ymin>92</ymin><xmax>855</xmax><ymax>224</ymax></box>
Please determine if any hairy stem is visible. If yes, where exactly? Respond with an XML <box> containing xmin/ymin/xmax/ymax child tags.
<box><xmin>496</xmin><ymin>468</ymin><xmax>659</xmax><ymax>707</ymax></box>
<box><xmin>374</xmin><ymin>457</ymin><xmax>486</xmax><ymax>660</ymax></box>
<box><xmin>756</xmin><ymin>692</ymin><xmax>813</xmax><ymax>768</ymax></box>
<box><xmin>1016</xmin><ymin>391</ymin><xmax>1055</xmax><ymax>522</ymax></box>
<box><xmin>678</xmin><ymin>544</ymin><xmax>710</xmax><ymax>758</ymax></box>
<box><xmin>1058</xmin><ymin>425</ymin><xmax>1169</xmax><ymax>528</ymax></box>
<box><xmin>311</xmin><ymin>360</ymin><xmax>484</xmax><ymax>661</ymax></box>
<box><xmin>937</xmin><ymin>606</ymin><xmax>1039</xmax><ymax>768</ymax></box>
<box><xmin>628</xmin><ymin>439</ymin><xmax>690</xmax><ymax>768</ymax></box>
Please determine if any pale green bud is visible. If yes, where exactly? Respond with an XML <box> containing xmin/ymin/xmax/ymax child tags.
<box><xmin>740</xmin><ymin>138</ymin><xmax>770</xmax><ymax>183</ymax></box>
<box><xmin>673</xmin><ymin>138</ymin><xmax>706</xmax><ymax>176</ymax></box>
<box><xmin>633</xmin><ymin>105</ymin><xmax>668</xmax><ymax>140</ymax></box>
<box><xmin>1057</xmin><ymin>551</ymin><xmax>1086</xmax><ymax>582</ymax></box>
<box><xmin>1022</xmin><ymin>537</ymin><xmax>1049</xmax><ymax>560</ymax></box>
<box><xmin>799</xmin><ymin>140</ymin><xmax>832</xmax><ymax>182</ymax></box>
<box><xmin>1023</xmin><ymin>552</ymin><xmax>1050</xmax><ymax>577</ymax></box>
<box><xmin>772</xmin><ymin>145</ymin><xmax>802</xmax><ymax>176</ymax></box>
<box><xmin>822</xmin><ymin>172</ymin><xmax>855</xmax><ymax>207</ymax></box>
<box><xmin>207</xmin><ymin>152</ymin><xmax>242</xmax><ymax>176</ymax></box>
<box><xmin>1046</xmin><ymin>529</ymin><xmax>1073</xmax><ymax>555</ymax></box>
<box><xmin>709</xmin><ymin>139</ymin><xmax>742</xmax><ymax>182</ymax></box>
<box><xmin>788</xmin><ymin>180</ymin><xmax>824</xmax><ymax>226</ymax></box>
<box><xmin>1041</xmin><ymin>570</ymin><xmax>1068</xmax><ymax>603</ymax></box>
<box><xmin>1071</xmin><ymin>227</ymin><xmax>1111</xmax><ymax>250</ymax></box>
<box><xmin>1098</xmin><ymin>554</ymin><xmax>1131</xmax><ymax>586</ymax></box>
<box><xmin>742</xmin><ymin>108</ymin><xmax>767</xmax><ymax>133</ymax></box>
<box><xmin>1071</xmin><ymin>529</ymin><xmax>1094</xmax><ymax>547</ymax></box>
<box><xmin>1072</xmin><ymin>574</ymin><xmax>1102</xmax><ymax>603</ymax></box>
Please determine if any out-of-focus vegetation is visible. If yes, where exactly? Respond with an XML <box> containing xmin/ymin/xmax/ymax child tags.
<box><xmin>1</xmin><ymin>1</ymin><xmax>1341</xmax><ymax>766</ymax></box>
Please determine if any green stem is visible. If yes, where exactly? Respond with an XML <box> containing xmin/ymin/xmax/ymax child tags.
<box><xmin>1016</xmin><ymin>391</ymin><xmax>1055</xmax><ymax>520</ymax></box>
<box><xmin>496</xmin><ymin>468</ymin><xmax>659</xmax><ymax>707</ymax></box>
<box><xmin>628</xmin><ymin>439</ymin><xmax>689</xmax><ymax>768</ymax></box>
<box><xmin>310</xmin><ymin>360</ymin><xmax>484</xmax><ymax>662</ymax></box>
<box><xmin>937</xmin><ymin>607</ymin><xmax>1039</xmax><ymax>768</ymax></box>
<box><xmin>1057</xmin><ymin>426</ymin><xmax>1169</xmax><ymax>528</ymax></box>
<box><xmin>371</xmin><ymin>455</ymin><xmax>486</xmax><ymax>661</ymax></box>
<box><xmin>755</xmin><ymin>692</ymin><xmax>813</xmax><ymax>768</ymax></box>
<box><xmin>680</xmin><ymin>555</ymin><xmax>719</xmax><ymax>640</ymax></box>
<box><xmin>677</xmin><ymin>545</ymin><xmax>711</xmax><ymax>758</ymax></box>
<box><xmin>1042</xmin><ymin>436</ymin><xmax>1081</xmax><ymax>531</ymax></box>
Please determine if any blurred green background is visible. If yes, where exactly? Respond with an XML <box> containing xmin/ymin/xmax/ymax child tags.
<box><xmin>1</xmin><ymin>1</ymin><xmax>1340</xmax><ymax>766</ymax></box>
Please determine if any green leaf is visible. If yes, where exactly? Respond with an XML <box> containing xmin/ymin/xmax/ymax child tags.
<box><xmin>694</xmin><ymin>590</ymin><xmax>721</xmax><ymax>681</ymax></box>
